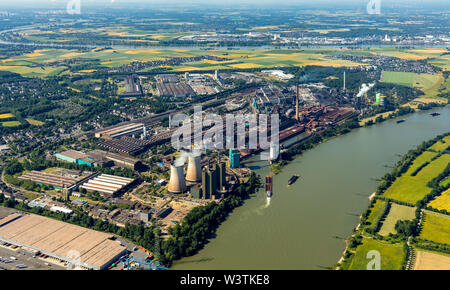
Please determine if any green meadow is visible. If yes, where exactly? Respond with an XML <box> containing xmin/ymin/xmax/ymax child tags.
<box><xmin>383</xmin><ymin>153</ymin><xmax>450</xmax><ymax>204</ymax></box>
<box><xmin>1</xmin><ymin>121</ymin><xmax>21</xmax><ymax>127</ymax></box>
<box><xmin>343</xmin><ymin>238</ymin><xmax>405</xmax><ymax>270</ymax></box>
<box><xmin>420</xmin><ymin>211</ymin><xmax>450</xmax><ymax>245</ymax></box>
<box><xmin>365</xmin><ymin>199</ymin><xmax>387</xmax><ymax>227</ymax></box>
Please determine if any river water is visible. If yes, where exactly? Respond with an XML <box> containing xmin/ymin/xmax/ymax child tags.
<box><xmin>173</xmin><ymin>107</ymin><xmax>450</xmax><ymax>269</ymax></box>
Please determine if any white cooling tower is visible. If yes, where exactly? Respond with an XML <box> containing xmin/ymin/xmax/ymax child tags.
<box><xmin>186</xmin><ymin>156</ymin><xmax>202</xmax><ymax>182</ymax></box>
<box><xmin>168</xmin><ymin>165</ymin><xmax>187</xmax><ymax>194</ymax></box>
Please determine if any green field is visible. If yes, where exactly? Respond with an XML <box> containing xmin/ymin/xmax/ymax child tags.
<box><xmin>429</xmin><ymin>135</ymin><xmax>450</xmax><ymax>152</ymax></box>
<box><xmin>441</xmin><ymin>177</ymin><xmax>450</xmax><ymax>188</ymax></box>
<box><xmin>380</xmin><ymin>70</ymin><xmax>446</xmax><ymax>102</ymax></box>
<box><xmin>383</xmin><ymin>153</ymin><xmax>450</xmax><ymax>204</ymax></box>
<box><xmin>1</xmin><ymin>121</ymin><xmax>21</xmax><ymax>127</ymax></box>
<box><xmin>405</xmin><ymin>151</ymin><xmax>438</xmax><ymax>174</ymax></box>
<box><xmin>429</xmin><ymin>53</ymin><xmax>450</xmax><ymax>71</ymax></box>
<box><xmin>0</xmin><ymin>47</ymin><xmax>366</xmax><ymax>77</ymax></box>
<box><xmin>1</xmin><ymin>46</ymin><xmax>446</xmax><ymax>78</ymax></box>
<box><xmin>0</xmin><ymin>64</ymin><xmax>65</xmax><ymax>78</ymax></box>
<box><xmin>380</xmin><ymin>71</ymin><xmax>442</xmax><ymax>91</ymax></box>
<box><xmin>379</xmin><ymin>204</ymin><xmax>416</xmax><ymax>236</ymax></box>
<box><xmin>365</xmin><ymin>199</ymin><xmax>387</xmax><ymax>227</ymax></box>
<box><xmin>420</xmin><ymin>211</ymin><xmax>450</xmax><ymax>245</ymax></box>
<box><xmin>343</xmin><ymin>238</ymin><xmax>405</xmax><ymax>270</ymax></box>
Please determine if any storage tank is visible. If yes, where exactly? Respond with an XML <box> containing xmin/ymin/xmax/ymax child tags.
<box><xmin>168</xmin><ymin>165</ymin><xmax>187</xmax><ymax>193</ymax></box>
<box><xmin>186</xmin><ymin>156</ymin><xmax>202</xmax><ymax>182</ymax></box>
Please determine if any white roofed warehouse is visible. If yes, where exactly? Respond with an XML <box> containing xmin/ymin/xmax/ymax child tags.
<box><xmin>0</xmin><ymin>212</ymin><xmax>127</xmax><ymax>270</ymax></box>
<box><xmin>79</xmin><ymin>174</ymin><xmax>136</xmax><ymax>197</ymax></box>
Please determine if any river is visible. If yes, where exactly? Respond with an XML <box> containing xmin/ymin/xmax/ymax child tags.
<box><xmin>172</xmin><ymin>107</ymin><xmax>450</xmax><ymax>269</ymax></box>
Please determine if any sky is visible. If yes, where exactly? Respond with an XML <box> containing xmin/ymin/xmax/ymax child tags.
<box><xmin>2</xmin><ymin>0</ymin><xmax>449</xmax><ymax>5</ymax></box>
<box><xmin>0</xmin><ymin>0</ymin><xmax>448</xmax><ymax>10</ymax></box>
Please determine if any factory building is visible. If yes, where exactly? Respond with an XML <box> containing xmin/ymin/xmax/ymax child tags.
<box><xmin>18</xmin><ymin>171</ymin><xmax>80</xmax><ymax>190</ymax></box>
<box><xmin>190</xmin><ymin>185</ymin><xmax>203</xmax><ymax>199</ymax></box>
<box><xmin>0</xmin><ymin>212</ymin><xmax>127</xmax><ymax>270</ymax></box>
<box><xmin>376</xmin><ymin>93</ymin><xmax>386</xmax><ymax>106</ymax></box>
<box><xmin>167</xmin><ymin>152</ymin><xmax>228</xmax><ymax>199</ymax></box>
<box><xmin>55</xmin><ymin>150</ymin><xmax>96</xmax><ymax>167</ymax></box>
<box><xmin>97</xmin><ymin>136</ymin><xmax>152</xmax><ymax>155</ymax></box>
<box><xmin>88</xmin><ymin>149</ymin><xmax>141</xmax><ymax>170</ymax></box>
<box><xmin>229</xmin><ymin>149</ymin><xmax>241</xmax><ymax>169</ymax></box>
<box><xmin>217</xmin><ymin>162</ymin><xmax>227</xmax><ymax>192</ymax></box>
<box><xmin>201</xmin><ymin>162</ymin><xmax>227</xmax><ymax>199</ymax></box>
<box><xmin>79</xmin><ymin>174</ymin><xmax>136</xmax><ymax>197</ymax></box>
<box><xmin>95</xmin><ymin>123</ymin><xmax>146</xmax><ymax>140</ymax></box>
<box><xmin>202</xmin><ymin>167</ymin><xmax>217</xmax><ymax>199</ymax></box>
<box><xmin>157</xmin><ymin>82</ymin><xmax>195</xmax><ymax>98</ymax></box>
<box><xmin>55</xmin><ymin>150</ymin><xmax>111</xmax><ymax>167</ymax></box>
<box><xmin>119</xmin><ymin>75</ymin><xmax>143</xmax><ymax>97</ymax></box>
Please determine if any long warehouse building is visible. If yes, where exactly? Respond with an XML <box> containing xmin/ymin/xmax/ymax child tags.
<box><xmin>95</xmin><ymin>123</ymin><xmax>146</xmax><ymax>140</ymax></box>
<box><xmin>79</xmin><ymin>174</ymin><xmax>135</xmax><ymax>197</ymax></box>
<box><xmin>0</xmin><ymin>212</ymin><xmax>127</xmax><ymax>270</ymax></box>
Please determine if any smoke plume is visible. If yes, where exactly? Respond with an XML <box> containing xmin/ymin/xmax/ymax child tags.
<box><xmin>174</xmin><ymin>150</ymin><xmax>201</xmax><ymax>167</ymax></box>
<box><xmin>357</xmin><ymin>83</ymin><xmax>375</xmax><ymax>98</ymax></box>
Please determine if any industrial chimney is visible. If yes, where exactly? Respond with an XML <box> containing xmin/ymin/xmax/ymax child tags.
<box><xmin>186</xmin><ymin>156</ymin><xmax>202</xmax><ymax>182</ymax></box>
<box><xmin>168</xmin><ymin>165</ymin><xmax>187</xmax><ymax>194</ymax></box>
<box><xmin>296</xmin><ymin>84</ymin><xmax>299</xmax><ymax>121</ymax></box>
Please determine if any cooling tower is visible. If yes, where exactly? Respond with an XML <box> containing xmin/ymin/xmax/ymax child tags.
<box><xmin>168</xmin><ymin>165</ymin><xmax>187</xmax><ymax>194</ymax></box>
<box><xmin>186</xmin><ymin>156</ymin><xmax>202</xmax><ymax>182</ymax></box>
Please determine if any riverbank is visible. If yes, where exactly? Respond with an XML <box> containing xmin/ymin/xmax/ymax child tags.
<box><xmin>337</xmin><ymin>131</ymin><xmax>450</xmax><ymax>270</ymax></box>
<box><xmin>336</xmin><ymin>191</ymin><xmax>376</xmax><ymax>267</ymax></box>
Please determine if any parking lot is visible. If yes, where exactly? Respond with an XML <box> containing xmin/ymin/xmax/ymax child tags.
<box><xmin>0</xmin><ymin>245</ymin><xmax>65</xmax><ymax>270</ymax></box>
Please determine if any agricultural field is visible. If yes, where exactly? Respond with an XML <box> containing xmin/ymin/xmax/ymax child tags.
<box><xmin>365</xmin><ymin>199</ymin><xmax>387</xmax><ymax>227</ymax></box>
<box><xmin>373</xmin><ymin>47</ymin><xmax>449</xmax><ymax>70</ymax></box>
<box><xmin>405</xmin><ymin>151</ymin><xmax>438</xmax><ymax>174</ymax></box>
<box><xmin>420</xmin><ymin>211</ymin><xmax>450</xmax><ymax>245</ymax></box>
<box><xmin>0</xmin><ymin>46</ymin><xmax>447</xmax><ymax>80</ymax></box>
<box><xmin>428</xmin><ymin>135</ymin><xmax>450</xmax><ymax>152</ymax></box>
<box><xmin>379</xmin><ymin>204</ymin><xmax>416</xmax><ymax>236</ymax></box>
<box><xmin>372</xmin><ymin>48</ymin><xmax>432</xmax><ymax>60</ymax></box>
<box><xmin>441</xmin><ymin>177</ymin><xmax>450</xmax><ymax>188</ymax></box>
<box><xmin>381</xmin><ymin>70</ymin><xmax>448</xmax><ymax>104</ymax></box>
<box><xmin>25</xmin><ymin>118</ymin><xmax>45</xmax><ymax>126</ymax></box>
<box><xmin>383</xmin><ymin>153</ymin><xmax>450</xmax><ymax>204</ymax></box>
<box><xmin>380</xmin><ymin>71</ymin><xmax>442</xmax><ymax>91</ymax></box>
<box><xmin>429</xmin><ymin>53</ymin><xmax>450</xmax><ymax>71</ymax></box>
<box><xmin>413</xmin><ymin>249</ymin><xmax>450</xmax><ymax>270</ymax></box>
<box><xmin>428</xmin><ymin>188</ymin><xmax>450</xmax><ymax>213</ymax></box>
<box><xmin>343</xmin><ymin>238</ymin><xmax>405</xmax><ymax>270</ymax></box>
<box><xmin>0</xmin><ymin>47</ymin><xmax>366</xmax><ymax>77</ymax></box>
<box><xmin>1</xmin><ymin>121</ymin><xmax>21</xmax><ymax>127</ymax></box>
<box><xmin>0</xmin><ymin>113</ymin><xmax>14</xmax><ymax>119</ymax></box>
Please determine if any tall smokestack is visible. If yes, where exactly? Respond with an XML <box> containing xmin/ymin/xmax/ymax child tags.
<box><xmin>168</xmin><ymin>165</ymin><xmax>187</xmax><ymax>194</ymax></box>
<box><xmin>296</xmin><ymin>84</ymin><xmax>299</xmax><ymax>121</ymax></box>
<box><xmin>343</xmin><ymin>71</ymin><xmax>346</xmax><ymax>91</ymax></box>
<box><xmin>186</xmin><ymin>156</ymin><xmax>202</xmax><ymax>182</ymax></box>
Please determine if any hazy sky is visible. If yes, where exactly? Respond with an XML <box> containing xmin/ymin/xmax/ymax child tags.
<box><xmin>2</xmin><ymin>0</ymin><xmax>449</xmax><ymax>5</ymax></box>
<box><xmin>0</xmin><ymin>0</ymin><xmax>448</xmax><ymax>10</ymax></box>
